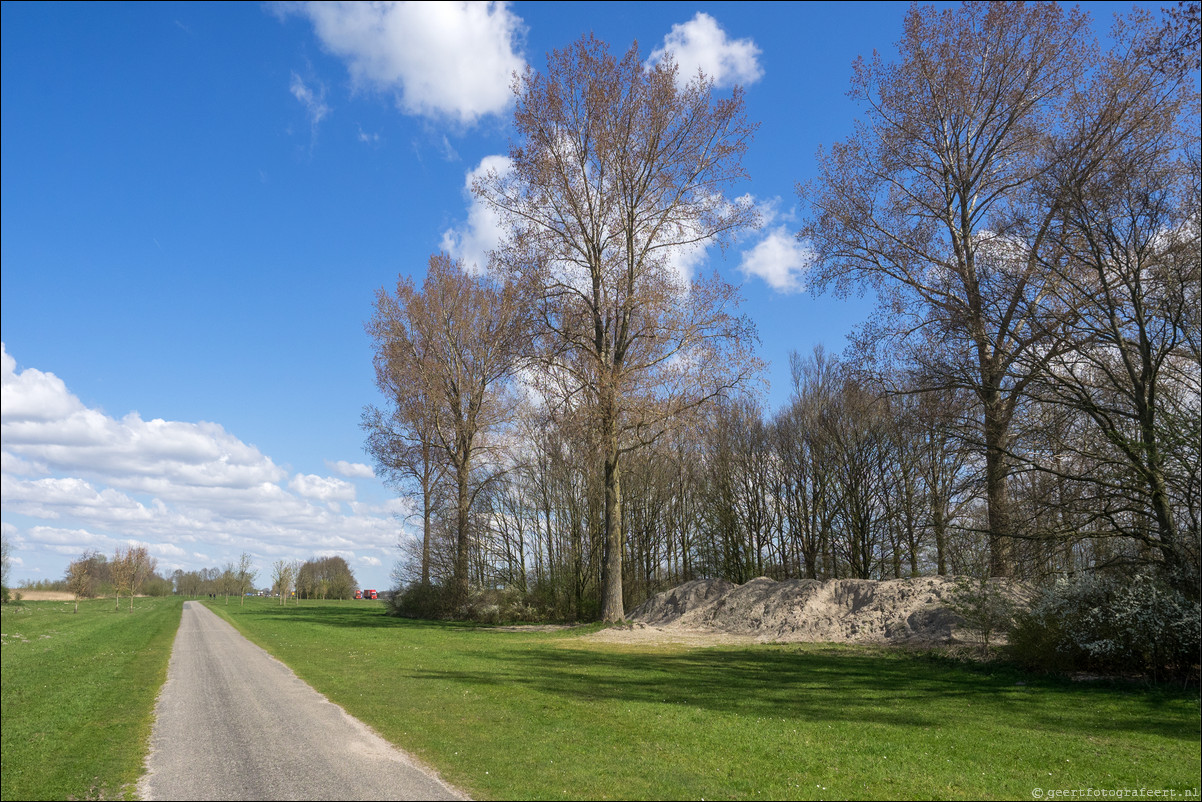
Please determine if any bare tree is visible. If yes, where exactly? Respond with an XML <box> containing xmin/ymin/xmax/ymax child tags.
<box><xmin>66</xmin><ymin>551</ymin><xmax>99</xmax><ymax>613</ymax></box>
<box><xmin>1142</xmin><ymin>0</ymin><xmax>1201</xmax><ymax>74</ymax></box>
<box><xmin>1</xmin><ymin>535</ymin><xmax>10</xmax><ymax>603</ymax></box>
<box><xmin>1024</xmin><ymin>12</ymin><xmax>1200</xmax><ymax>585</ymax></box>
<box><xmin>478</xmin><ymin>34</ymin><xmax>762</xmax><ymax>620</ymax></box>
<box><xmin>368</xmin><ymin>253</ymin><xmax>527</xmax><ymax>605</ymax></box>
<box><xmin>236</xmin><ymin>553</ymin><xmax>258</xmax><ymax>605</ymax></box>
<box><xmin>363</xmin><ymin>355</ymin><xmax>449</xmax><ymax>587</ymax></box>
<box><xmin>220</xmin><ymin>563</ymin><xmax>237</xmax><ymax>604</ymax></box>
<box><xmin>128</xmin><ymin>546</ymin><xmax>156</xmax><ymax>611</ymax></box>
<box><xmin>272</xmin><ymin>559</ymin><xmax>296</xmax><ymax>605</ymax></box>
<box><xmin>799</xmin><ymin>2</ymin><xmax>1095</xmax><ymax>576</ymax></box>
<box><xmin>111</xmin><ymin>546</ymin><xmax>135</xmax><ymax>611</ymax></box>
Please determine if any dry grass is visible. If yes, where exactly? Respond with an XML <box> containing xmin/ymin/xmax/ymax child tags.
<box><xmin>14</xmin><ymin>591</ymin><xmax>75</xmax><ymax>602</ymax></box>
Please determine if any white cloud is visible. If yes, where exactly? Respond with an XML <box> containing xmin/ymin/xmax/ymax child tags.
<box><xmin>649</xmin><ymin>13</ymin><xmax>763</xmax><ymax>89</ymax></box>
<box><xmin>1</xmin><ymin>346</ymin><xmax>84</xmax><ymax>423</ymax></box>
<box><xmin>355</xmin><ymin>124</ymin><xmax>379</xmax><ymax>144</ymax></box>
<box><xmin>441</xmin><ymin>154</ymin><xmax>512</xmax><ymax>272</ymax></box>
<box><xmin>289</xmin><ymin>473</ymin><xmax>356</xmax><ymax>503</ymax></box>
<box><xmin>286</xmin><ymin>1</ymin><xmax>525</xmax><ymax>125</ymax></box>
<box><xmin>327</xmin><ymin>459</ymin><xmax>375</xmax><ymax>479</ymax></box>
<box><xmin>0</xmin><ymin>342</ymin><xmax>404</xmax><ymax>582</ymax></box>
<box><xmin>290</xmin><ymin>72</ymin><xmax>330</xmax><ymax>130</ymax></box>
<box><xmin>738</xmin><ymin>227</ymin><xmax>813</xmax><ymax>293</ymax></box>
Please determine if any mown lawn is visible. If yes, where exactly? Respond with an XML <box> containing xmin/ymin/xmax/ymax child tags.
<box><xmin>207</xmin><ymin>598</ymin><xmax>1201</xmax><ymax>801</ymax></box>
<box><xmin>0</xmin><ymin>596</ymin><xmax>183</xmax><ymax>801</ymax></box>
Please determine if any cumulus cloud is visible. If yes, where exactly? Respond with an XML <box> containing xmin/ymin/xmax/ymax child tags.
<box><xmin>649</xmin><ymin>12</ymin><xmax>763</xmax><ymax>89</ymax></box>
<box><xmin>327</xmin><ymin>459</ymin><xmax>374</xmax><ymax>479</ymax></box>
<box><xmin>1</xmin><ymin>346</ymin><xmax>84</xmax><ymax>423</ymax></box>
<box><xmin>441</xmin><ymin>154</ymin><xmax>512</xmax><ymax>272</ymax></box>
<box><xmin>738</xmin><ymin>227</ymin><xmax>813</xmax><ymax>293</ymax></box>
<box><xmin>289</xmin><ymin>473</ymin><xmax>356</xmax><ymax>503</ymax></box>
<box><xmin>0</xmin><ymin>342</ymin><xmax>401</xmax><ymax>580</ymax></box>
<box><xmin>285</xmin><ymin>1</ymin><xmax>525</xmax><ymax>125</ymax></box>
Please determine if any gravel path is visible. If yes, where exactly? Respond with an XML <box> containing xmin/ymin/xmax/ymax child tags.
<box><xmin>139</xmin><ymin>601</ymin><xmax>466</xmax><ymax>801</ymax></box>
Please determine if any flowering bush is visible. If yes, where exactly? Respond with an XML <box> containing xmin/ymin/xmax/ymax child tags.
<box><xmin>1009</xmin><ymin>571</ymin><xmax>1200</xmax><ymax>680</ymax></box>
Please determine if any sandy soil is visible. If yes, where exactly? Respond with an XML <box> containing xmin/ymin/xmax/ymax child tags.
<box><xmin>612</xmin><ymin>575</ymin><xmax>1026</xmax><ymax>647</ymax></box>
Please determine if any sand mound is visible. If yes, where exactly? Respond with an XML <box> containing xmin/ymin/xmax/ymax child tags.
<box><xmin>629</xmin><ymin>576</ymin><xmax>976</xmax><ymax>644</ymax></box>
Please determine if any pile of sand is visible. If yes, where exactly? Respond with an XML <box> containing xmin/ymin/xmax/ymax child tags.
<box><xmin>627</xmin><ymin>576</ymin><xmax>978</xmax><ymax>645</ymax></box>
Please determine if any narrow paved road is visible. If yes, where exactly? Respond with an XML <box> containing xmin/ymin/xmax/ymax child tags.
<box><xmin>139</xmin><ymin>601</ymin><xmax>466</xmax><ymax>801</ymax></box>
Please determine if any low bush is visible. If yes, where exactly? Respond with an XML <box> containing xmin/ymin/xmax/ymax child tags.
<box><xmin>947</xmin><ymin>575</ymin><xmax>1020</xmax><ymax>656</ymax></box>
<box><xmin>386</xmin><ymin>581</ymin><xmax>451</xmax><ymax>619</ymax></box>
<box><xmin>1009</xmin><ymin>570</ymin><xmax>1200</xmax><ymax>680</ymax></box>
<box><xmin>387</xmin><ymin>582</ymin><xmax>547</xmax><ymax>623</ymax></box>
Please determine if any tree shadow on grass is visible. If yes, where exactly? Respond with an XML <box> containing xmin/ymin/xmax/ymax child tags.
<box><xmin>211</xmin><ymin>603</ymin><xmax>1199</xmax><ymax>743</ymax></box>
<box><xmin>404</xmin><ymin>640</ymin><xmax>1200</xmax><ymax>742</ymax></box>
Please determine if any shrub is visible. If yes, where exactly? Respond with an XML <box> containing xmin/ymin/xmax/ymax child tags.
<box><xmin>1009</xmin><ymin>571</ymin><xmax>1201</xmax><ymax>680</ymax></box>
<box><xmin>947</xmin><ymin>576</ymin><xmax>1020</xmax><ymax>657</ymax></box>
<box><xmin>387</xmin><ymin>582</ymin><xmax>452</xmax><ymax>619</ymax></box>
<box><xmin>386</xmin><ymin>582</ymin><xmax>547</xmax><ymax>623</ymax></box>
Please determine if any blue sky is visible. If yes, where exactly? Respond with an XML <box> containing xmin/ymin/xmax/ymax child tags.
<box><xmin>1</xmin><ymin>1</ymin><xmax>1148</xmax><ymax>590</ymax></box>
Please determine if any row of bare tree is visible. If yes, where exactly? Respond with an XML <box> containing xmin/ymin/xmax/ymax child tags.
<box><xmin>66</xmin><ymin>547</ymin><xmax>162</xmax><ymax>612</ymax></box>
<box><xmin>365</xmin><ymin>4</ymin><xmax>1200</xmax><ymax>620</ymax></box>
<box><xmin>169</xmin><ymin>553</ymin><xmax>258</xmax><ymax>604</ymax></box>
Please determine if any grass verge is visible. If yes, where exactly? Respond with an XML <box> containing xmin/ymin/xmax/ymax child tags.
<box><xmin>206</xmin><ymin>598</ymin><xmax>1200</xmax><ymax>800</ymax></box>
<box><xmin>0</xmin><ymin>596</ymin><xmax>183</xmax><ymax>801</ymax></box>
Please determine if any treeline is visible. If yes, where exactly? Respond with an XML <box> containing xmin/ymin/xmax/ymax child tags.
<box><xmin>295</xmin><ymin>556</ymin><xmax>357</xmax><ymax>600</ymax></box>
<box><xmin>172</xmin><ymin>555</ymin><xmax>356</xmax><ymax>602</ymax></box>
<box><xmin>62</xmin><ymin>547</ymin><xmax>168</xmax><ymax>612</ymax></box>
<box><xmin>386</xmin><ymin>343</ymin><xmax>1198</xmax><ymax>621</ymax></box>
<box><xmin>367</xmin><ymin>4</ymin><xmax>1200</xmax><ymax>622</ymax></box>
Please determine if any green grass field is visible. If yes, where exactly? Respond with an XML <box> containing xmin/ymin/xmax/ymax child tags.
<box><xmin>0</xmin><ymin>596</ymin><xmax>182</xmax><ymax>801</ymax></box>
<box><xmin>206</xmin><ymin>598</ymin><xmax>1202</xmax><ymax>801</ymax></box>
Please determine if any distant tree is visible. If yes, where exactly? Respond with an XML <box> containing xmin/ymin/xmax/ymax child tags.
<box><xmin>110</xmin><ymin>545</ymin><xmax>157</xmax><ymax>612</ymax></box>
<box><xmin>295</xmin><ymin>556</ymin><xmax>357</xmax><ymax>600</ymax></box>
<box><xmin>220</xmin><ymin>563</ymin><xmax>237</xmax><ymax>604</ymax></box>
<box><xmin>130</xmin><ymin>547</ymin><xmax>156</xmax><ymax>610</ymax></box>
<box><xmin>272</xmin><ymin>559</ymin><xmax>297</xmax><ymax>605</ymax></box>
<box><xmin>236</xmin><ymin>553</ymin><xmax>258</xmax><ymax>605</ymax></box>
<box><xmin>111</xmin><ymin>546</ymin><xmax>135</xmax><ymax>611</ymax></box>
<box><xmin>1</xmin><ymin>535</ymin><xmax>10</xmax><ymax>604</ymax></box>
<box><xmin>66</xmin><ymin>551</ymin><xmax>100</xmax><ymax>613</ymax></box>
<box><xmin>478</xmin><ymin>34</ymin><xmax>762</xmax><ymax>620</ymax></box>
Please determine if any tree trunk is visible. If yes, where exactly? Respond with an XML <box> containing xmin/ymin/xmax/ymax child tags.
<box><xmin>933</xmin><ymin>499</ymin><xmax>948</xmax><ymax>576</ymax></box>
<box><xmin>600</xmin><ymin>432</ymin><xmax>625</xmax><ymax>622</ymax></box>
<box><xmin>421</xmin><ymin>477</ymin><xmax>432</xmax><ymax>587</ymax></box>
<box><xmin>983</xmin><ymin>390</ymin><xmax>1013</xmax><ymax>577</ymax></box>
<box><xmin>454</xmin><ymin>460</ymin><xmax>471</xmax><ymax>605</ymax></box>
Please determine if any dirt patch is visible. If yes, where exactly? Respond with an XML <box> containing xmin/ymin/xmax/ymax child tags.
<box><xmin>615</xmin><ymin>576</ymin><xmax>994</xmax><ymax>646</ymax></box>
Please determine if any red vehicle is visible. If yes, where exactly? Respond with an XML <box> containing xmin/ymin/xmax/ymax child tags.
<box><xmin>354</xmin><ymin>590</ymin><xmax>363</xmax><ymax>600</ymax></box>
<box><xmin>364</xmin><ymin>589</ymin><xmax>378</xmax><ymax>600</ymax></box>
